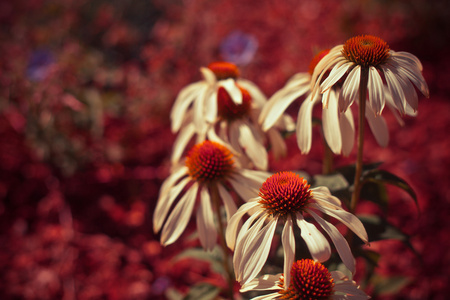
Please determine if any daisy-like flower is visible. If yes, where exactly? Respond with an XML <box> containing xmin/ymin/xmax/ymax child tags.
<box><xmin>311</xmin><ymin>35</ymin><xmax>429</xmax><ymax>116</ymax></box>
<box><xmin>240</xmin><ymin>259</ymin><xmax>370</xmax><ymax>300</ymax></box>
<box><xmin>171</xmin><ymin>61</ymin><xmax>294</xmax><ymax>170</ymax></box>
<box><xmin>153</xmin><ymin>140</ymin><xmax>270</xmax><ymax>251</ymax></box>
<box><xmin>226</xmin><ymin>171</ymin><xmax>368</xmax><ymax>286</ymax></box>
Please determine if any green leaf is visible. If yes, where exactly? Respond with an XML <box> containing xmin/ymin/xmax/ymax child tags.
<box><xmin>359</xmin><ymin>180</ymin><xmax>389</xmax><ymax>213</ymax></box>
<box><xmin>336</xmin><ymin>162</ymin><xmax>383</xmax><ymax>184</ymax></box>
<box><xmin>358</xmin><ymin>215</ymin><xmax>420</xmax><ymax>258</ymax></box>
<box><xmin>362</xmin><ymin>169</ymin><xmax>418</xmax><ymax>210</ymax></box>
<box><xmin>183</xmin><ymin>283</ymin><xmax>220</xmax><ymax>300</ymax></box>
<box><xmin>371</xmin><ymin>274</ymin><xmax>412</xmax><ymax>296</ymax></box>
<box><xmin>312</xmin><ymin>173</ymin><xmax>349</xmax><ymax>192</ymax></box>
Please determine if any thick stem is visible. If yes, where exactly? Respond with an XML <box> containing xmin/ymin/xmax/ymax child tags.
<box><xmin>322</xmin><ymin>136</ymin><xmax>334</xmax><ymax>175</ymax></box>
<box><xmin>350</xmin><ymin>67</ymin><xmax>369</xmax><ymax>213</ymax></box>
<box><xmin>210</xmin><ymin>184</ymin><xmax>235</xmax><ymax>300</ymax></box>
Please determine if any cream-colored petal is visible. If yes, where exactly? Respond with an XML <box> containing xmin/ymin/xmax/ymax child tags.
<box><xmin>340</xmin><ymin>107</ymin><xmax>355</xmax><ymax>156</ymax></box>
<box><xmin>311</xmin><ymin>45</ymin><xmax>344</xmax><ymax>92</ymax></box>
<box><xmin>204</xmin><ymin>89</ymin><xmax>218</xmax><ymax>123</ymax></box>
<box><xmin>310</xmin><ymin>210</ymin><xmax>356</xmax><ymax>273</ymax></box>
<box><xmin>228</xmin><ymin>177</ymin><xmax>260</xmax><ymax>202</ymax></box>
<box><xmin>390</xmin><ymin>58</ymin><xmax>429</xmax><ymax>97</ymax></box>
<box><xmin>193</xmin><ymin>85</ymin><xmax>209</xmax><ymax>132</ymax></box>
<box><xmin>267</xmin><ymin>128</ymin><xmax>287</xmax><ymax>160</ymax></box>
<box><xmin>171</xmin><ymin>82</ymin><xmax>206</xmax><ymax>132</ymax></box>
<box><xmin>391</xmin><ymin>51</ymin><xmax>423</xmax><ymax>71</ymax></box>
<box><xmin>250</xmin><ymin>292</ymin><xmax>280</xmax><ymax>300</ymax></box>
<box><xmin>237</xmin><ymin>79</ymin><xmax>268</xmax><ymax>108</ymax></box>
<box><xmin>153</xmin><ymin>176</ymin><xmax>190</xmax><ymax>233</ymax></box>
<box><xmin>171</xmin><ymin>123</ymin><xmax>196</xmax><ymax>164</ymax></box>
<box><xmin>200</xmin><ymin>67</ymin><xmax>217</xmax><ymax>85</ymax></box>
<box><xmin>321</xmin><ymin>61</ymin><xmax>352</xmax><ymax>93</ymax></box>
<box><xmin>340</xmin><ymin>66</ymin><xmax>361</xmax><ymax>112</ymax></box>
<box><xmin>220</xmin><ymin>78</ymin><xmax>242</xmax><ymax>104</ymax></box>
<box><xmin>322</xmin><ymin>89</ymin><xmax>342</xmax><ymax>154</ymax></box>
<box><xmin>311</xmin><ymin>186</ymin><xmax>342</xmax><ymax>206</ymax></box>
<box><xmin>296</xmin><ymin>213</ymin><xmax>331</xmax><ymax>262</ymax></box>
<box><xmin>238</xmin><ymin>121</ymin><xmax>268</xmax><ymax>170</ymax></box>
<box><xmin>334</xmin><ymin>281</ymin><xmax>370</xmax><ymax>298</ymax></box>
<box><xmin>296</xmin><ymin>94</ymin><xmax>316</xmax><ymax>154</ymax></box>
<box><xmin>367</xmin><ymin>66</ymin><xmax>385</xmax><ymax>115</ymax></box>
<box><xmin>218</xmin><ymin>183</ymin><xmax>237</xmax><ymax>221</ymax></box>
<box><xmin>365</xmin><ymin>104</ymin><xmax>389</xmax><ymax>148</ymax></box>
<box><xmin>383</xmin><ymin>66</ymin><xmax>407</xmax><ymax>115</ymax></box>
<box><xmin>160</xmin><ymin>182</ymin><xmax>198</xmax><ymax>246</ymax></box>
<box><xmin>196</xmin><ymin>186</ymin><xmax>217</xmax><ymax>251</ymax></box>
<box><xmin>282</xmin><ymin>217</ymin><xmax>295</xmax><ymax>288</ymax></box>
<box><xmin>225</xmin><ymin>199</ymin><xmax>260</xmax><ymax>250</ymax></box>
<box><xmin>240</xmin><ymin>274</ymin><xmax>282</xmax><ymax>292</ymax></box>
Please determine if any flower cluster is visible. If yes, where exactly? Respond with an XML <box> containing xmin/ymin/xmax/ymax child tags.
<box><xmin>154</xmin><ymin>34</ymin><xmax>428</xmax><ymax>299</ymax></box>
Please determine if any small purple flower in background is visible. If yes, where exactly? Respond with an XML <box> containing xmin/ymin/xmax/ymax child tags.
<box><xmin>220</xmin><ymin>30</ymin><xmax>258</xmax><ymax>66</ymax></box>
<box><xmin>26</xmin><ymin>49</ymin><xmax>55</xmax><ymax>81</ymax></box>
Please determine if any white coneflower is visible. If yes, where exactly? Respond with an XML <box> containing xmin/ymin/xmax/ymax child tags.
<box><xmin>171</xmin><ymin>61</ymin><xmax>294</xmax><ymax>170</ymax></box>
<box><xmin>311</xmin><ymin>35</ymin><xmax>429</xmax><ymax>116</ymax></box>
<box><xmin>240</xmin><ymin>259</ymin><xmax>370</xmax><ymax>300</ymax></box>
<box><xmin>153</xmin><ymin>140</ymin><xmax>270</xmax><ymax>251</ymax></box>
<box><xmin>226</xmin><ymin>171</ymin><xmax>368</xmax><ymax>286</ymax></box>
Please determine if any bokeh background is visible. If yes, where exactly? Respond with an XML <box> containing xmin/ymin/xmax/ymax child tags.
<box><xmin>1</xmin><ymin>0</ymin><xmax>449</xmax><ymax>299</ymax></box>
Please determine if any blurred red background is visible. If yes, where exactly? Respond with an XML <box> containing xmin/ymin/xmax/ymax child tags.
<box><xmin>0</xmin><ymin>0</ymin><xmax>449</xmax><ymax>299</ymax></box>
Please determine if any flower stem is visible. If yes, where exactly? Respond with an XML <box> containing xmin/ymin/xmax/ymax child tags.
<box><xmin>322</xmin><ymin>137</ymin><xmax>334</xmax><ymax>175</ymax></box>
<box><xmin>350</xmin><ymin>67</ymin><xmax>369</xmax><ymax>213</ymax></box>
<box><xmin>210</xmin><ymin>184</ymin><xmax>235</xmax><ymax>299</ymax></box>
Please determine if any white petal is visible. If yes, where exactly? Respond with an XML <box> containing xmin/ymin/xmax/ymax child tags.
<box><xmin>240</xmin><ymin>217</ymin><xmax>278</xmax><ymax>285</ymax></box>
<box><xmin>193</xmin><ymin>85</ymin><xmax>209</xmax><ymax>132</ymax></box>
<box><xmin>282</xmin><ymin>217</ymin><xmax>295</xmax><ymax>288</ymax></box>
<box><xmin>340</xmin><ymin>66</ymin><xmax>361</xmax><ymax>112</ymax></box>
<box><xmin>153</xmin><ymin>176</ymin><xmax>190</xmax><ymax>233</ymax></box>
<box><xmin>310</xmin><ymin>46</ymin><xmax>344</xmax><ymax>95</ymax></box>
<box><xmin>206</xmin><ymin>126</ymin><xmax>238</xmax><ymax>154</ymax></box>
<box><xmin>383</xmin><ymin>66</ymin><xmax>406</xmax><ymax>115</ymax></box>
<box><xmin>390</xmin><ymin>57</ymin><xmax>429</xmax><ymax>97</ymax></box>
<box><xmin>240</xmin><ymin>274</ymin><xmax>282</xmax><ymax>292</ymax></box>
<box><xmin>267</xmin><ymin>128</ymin><xmax>287</xmax><ymax>160</ymax></box>
<box><xmin>365</xmin><ymin>105</ymin><xmax>389</xmax><ymax>148</ymax></box>
<box><xmin>220</xmin><ymin>78</ymin><xmax>242</xmax><ymax>104</ymax></box>
<box><xmin>229</xmin><ymin>173</ymin><xmax>263</xmax><ymax>202</ymax></box>
<box><xmin>196</xmin><ymin>186</ymin><xmax>217</xmax><ymax>251</ymax></box>
<box><xmin>204</xmin><ymin>89</ymin><xmax>218</xmax><ymax>123</ymax></box>
<box><xmin>171</xmin><ymin>82</ymin><xmax>206</xmax><ymax>132</ymax></box>
<box><xmin>310</xmin><ymin>186</ymin><xmax>342</xmax><ymax>207</ymax></box>
<box><xmin>310</xmin><ymin>210</ymin><xmax>356</xmax><ymax>273</ymax></box>
<box><xmin>321</xmin><ymin>61</ymin><xmax>352</xmax><ymax>93</ymax></box>
<box><xmin>160</xmin><ymin>183</ymin><xmax>198</xmax><ymax>246</ymax></box>
<box><xmin>225</xmin><ymin>200</ymin><xmax>260</xmax><ymax>250</ymax></box>
<box><xmin>322</xmin><ymin>89</ymin><xmax>342</xmax><ymax>154</ymax></box>
<box><xmin>260</xmin><ymin>83</ymin><xmax>310</xmax><ymax>131</ymax></box>
<box><xmin>238</xmin><ymin>121</ymin><xmax>268</xmax><ymax>170</ymax></box>
<box><xmin>311</xmin><ymin>203</ymin><xmax>369</xmax><ymax>244</ymax></box>
<box><xmin>296</xmin><ymin>214</ymin><xmax>331</xmax><ymax>262</ymax></box>
<box><xmin>171</xmin><ymin>123</ymin><xmax>196</xmax><ymax>164</ymax></box>
<box><xmin>334</xmin><ymin>281</ymin><xmax>369</xmax><ymax>298</ymax></box>
<box><xmin>217</xmin><ymin>183</ymin><xmax>237</xmax><ymax>221</ymax></box>
<box><xmin>200</xmin><ymin>67</ymin><xmax>216</xmax><ymax>85</ymax></box>
<box><xmin>391</xmin><ymin>51</ymin><xmax>423</xmax><ymax>71</ymax></box>
<box><xmin>296</xmin><ymin>94</ymin><xmax>316</xmax><ymax>154</ymax></box>
<box><xmin>340</xmin><ymin>108</ymin><xmax>355</xmax><ymax>156</ymax></box>
<box><xmin>367</xmin><ymin>66</ymin><xmax>385</xmax><ymax>115</ymax></box>
<box><xmin>250</xmin><ymin>292</ymin><xmax>280</xmax><ymax>300</ymax></box>
<box><xmin>237</xmin><ymin>79</ymin><xmax>268</xmax><ymax>107</ymax></box>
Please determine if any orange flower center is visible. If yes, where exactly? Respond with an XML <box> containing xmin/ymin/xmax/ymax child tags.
<box><xmin>278</xmin><ymin>259</ymin><xmax>335</xmax><ymax>299</ymax></box>
<box><xmin>208</xmin><ymin>61</ymin><xmax>240</xmax><ymax>80</ymax></box>
<box><xmin>342</xmin><ymin>35</ymin><xmax>390</xmax><ymax>67</ymax></box>
<box><xmin>258</xmin><ymin>172</ymin><xmax>311</xmax><ymax>217</ymax></box>
<box><xmin>308</xmin><ymin>49</ymin><xmax>330</xmax><ymax>75</ymax></box>
<box><xmin>217</xmin><ymin>86</ymin><xmax>252</xmax><ymax>121</ymax></box>
<box><xmin>185</xmin><ymin>141</ymin><xmax>234</xmax><ymax>183</ymax></box>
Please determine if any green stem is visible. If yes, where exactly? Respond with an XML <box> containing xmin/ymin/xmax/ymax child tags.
<box><xmin>350</xmin><ymin>67</ymin><xmax>369</xmax><ymax>214</ymax></box>
<box><xmin>210</xmin><ymin>184</ymin><xmax>235</xmax><ymax>300</ymax></box>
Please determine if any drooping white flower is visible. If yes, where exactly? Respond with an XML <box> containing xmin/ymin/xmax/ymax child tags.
<box><xmin>226</xmin><ymin>171</ymin><xmax>368</xmax><ymax>286</ymax></box>
<box><xmin>311</xmin><ymin>35</ymin><xmax>429</xmax><ymax>116</ymax></box>
<box><xmin>153</xmin><ymin>140</ymin><xmax>270</xmax><ymax>251</ymax></box>
<box><xmin>240</xmin><ymin>259</ymin><xmax>370</xmax><ymax>300</ymax></box>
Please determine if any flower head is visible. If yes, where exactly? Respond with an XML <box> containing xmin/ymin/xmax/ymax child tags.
<box><xmin>312</xmin><ymin>34</ymin><xmax>429</xmax><ymax>116</ymax></box>
<box><xmin>240</xmin><ymin>259</ymin><xmax>370</xmax><ymax>300</ymax></box>
<box><xmin>154</xmin><ymin>140</ymin><xmax>270</xmax><ymax>251</ymax></box>
<box><xmin>170</xmin><ymin>61</ymin><xmax>294</xmax><ymax>170</ymax></box>
<box><xmin>226</xmin><ymin>171</ymin><xmax>368</xmax><ymax>286</ymax></box>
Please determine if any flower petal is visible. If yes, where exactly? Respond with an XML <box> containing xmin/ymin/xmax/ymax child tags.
<box><xmin>282</xmin><ymin>217</ymin><xmax>295</xmax><ymax>288</ymax></box>
<box><xmin>310</xmin><ymin>210</ymin><xmax>356</xmax><ymax>273</ymax></box>
<box><xmin>196</xmin><ymin>186</ymin><xmax>217</xmax><ymax>251</ymax></box>
<box><xmin>220</xmin><ymin>78</ymin><xmax>242</xmax><ymax>104</ymax></box>
<box><xmin>322</xmin><ymin>89</ymin><xmax>342</xmax><ymax>154</ymax></box>
<box><xmin>367</xmin><ymin>66</ymin><xmax>385</xmax><ymax>115</ymax></box>
<box><xmin>218</xmin><ymin>183</ymin><xmax>238</xmax><ymax>221</ymax></box>
<box><xmin>321</xmin><ymin>61</ymin><xmax>352</xmax><ymax>93</ymax></box>
<box><xmin>383</xmin><ymin>66</ymin><xmax>406</xmax><ymax>115</ymax></box>
<box><xmin>225</xmin><ymin>199</ymin><xmax>260</xmax><ymax>250</ymax></box>
<box><xmin>239</xmin><ymin>274</ymin><xmax>282</xmax><ymax>293</ymax></box>
<box><xmin>160</xmin><ymin>182</ymin><xmax>198</xmax><ymax>246</ymax></box>
<box><xmin>237</xmin><ymin>121</ymin><xmax>268</xmax><ymax>170</ymax></box>
<box><xmin>365</xmin><ymin>104</ymin><xmax>389</xmax><ymax>148</ymax></box>
<box><xmin>171</xmin><ymin>82</ymin><xmax>206</xmax><ymax>132</ymax></box>
<box><xmin>296</xmin><ymin>214</ymin><xmax>331</xmax><ymax>262</ymax></box>
<box><xmin>296</xmin><ymin>94</ymin><xmax>316</xmax><ymax>154</ymax></box>
<box><xmin>171</xmin><ymin>123</ymin><xmax>196</xmax><ymax>164</ymax></box>
<box><xmin>237</xmin><ymin>79</ymin><xmax>268</xmax><ymax>107</ymax></box>
<box><xmin>340</xmin><ymin>66</ymin><xmax>361</xmax><ymax>112</ymax></box>
<box><xmin>340</xmin><ymin>107</ymin><xmax>355</xmax><ymax>156</ymax></box>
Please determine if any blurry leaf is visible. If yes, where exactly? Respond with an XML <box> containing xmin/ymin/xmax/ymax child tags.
<box><xmin>336</xmin><ymin>162</ymin><xmax>383</xmax><ymax>184</ymax></box>
<box><xmin>371</xmin><ymin>274</ymin><xmax>412</xmax><ymax>296</ymax></box>
<box><xmin>359</xmin><ymin>180</ymin><xmax>389</xmax><ymax>213</ymax></box>
<box><xmin>183</xmin><ymin>283</ymin><xmax>220</xmax><ymax>300</ymax></box>
<box><xmin>174</xmin><ymin>247</ymin><xmax>225</xmax><ymax>274</ymax></box>
<box><xmin>312</xmin><ymin>173</ymin><xmax>349</xmax><ymax>192</ymax></box>
<box><xmin>358</xmin><ymin>215</ymin><xmax>419</xmax><ymax>257</ymax></box>
<box><xmin>362</xmin><ymin>169</ymin><xmax>418</xmax><ymax>209</ymax></box>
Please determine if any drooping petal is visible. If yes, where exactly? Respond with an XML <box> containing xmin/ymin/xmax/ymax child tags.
<box><xmin>322</xmin><ymin>89</ymin><xmax>342</xmax><ymax>154</ymax></box>
<box><xmin>220</xmin><ymin>78</ymin><xmax>242</xmax><ymax>104</ymax></box>
<box><xmin>171</xmin><ymin>82</ymin><xmax>206</xmax><ymax>132</ymax></box>
<box><xmin>153</xmin><ymin>176</ymin><xmax>191</xmax><ymax>233</ymax></box>
<box><xmin>383</xmin><ymin>66</ymin><xmax>407</xmax><ymax>115</ymax></box>
<box><xmin>310</xmin><ymin>210</ymin><xmax>356</xmax><ymax>273</ymax></box>
<box><xmin>160</xmin><ymin>182</ymin><xmax>198</xmax><ymax>246</ymax></box>
<box><xmin>365</xmin><ymin>104</ymin><xmax>389</xmax><ymax>148</ymax></box>
<box><xmin>296</xmin><ymin>213</ymin><xmax>331</xmax><ymax>262</ymax></box>
<box><xmin>239</xmin><ymin>274</ymin><xmax>282</xmax><ymax>292</ymax></box>
<box><xmin>237</xmin><ymin>79</ymin><xmax>268</xmax><ymax>108</ymax></box>
<box><xmin>267</xmin><ymin>128</ymin><xmax>287</xmax><ymax>160</ymax></box>
<box><xmin>340</xmin><ymin>66</ymin><xmax>361</xmax><ymax>112</ymax></box>
<box><xmin>171</xmin><ymin>123</ymin><xmax>196</xmax><ymax>164</ymax></box>
<box><xmin>296</xmin><ymin>94</ymin><xmax>316</xmax><ymax>154</ymax></box>
<box><xmin>204</xmin><ymin>88</ymin><xmax>218</xmax><ymax>123</ymax></box>
<box><xmin>340</xmin><ymin>107</ymin><xmax>355</xmax><ymax>156</ymax></box>
<box><xmin>237</xmin><ymin>121</ymin><xmax>268</xmax><ymax>170</ymax></box>
<box><xmin>217</xmin><ymin>183</ymin><xmax>237</xmax><ymax>221</ymax></box>
<box><xmin>321</xmin><ymin>61</ymin><xmax>352</xmax><ymax>93</ymax></box>
<box><xmin>367</xmin><ymin>66</ymin><xmax>385</xmax><ymax>115</ymax></box>
<box><xmin>310</xmin><ymin>186</ymin><xmax>342</xmax><ymax>207</ymax></box>
<box><xmin>225</xmin><ymin>199</ymin><xmax>260</xmax><ymax>250</ymax></box>
<box><xmin>200</xmin><ymin>67</ymin><xmax>217</xmax><ymax>85</ymax></box>
<box><xmin>391</xmin><ymin>51</ymin><xmax>423</xmax><ymax>71</ymax></box>
<box><xmin>390</xmin><ymin>58</ymin><xmax>429</xmax><ymax>97</ymax></box>
<box><xmin>282</xmin><ymin>217</ymin><xmax>295</xmax><ymax>288</ymax></box>
<box><xmin>196</xmin><ymin>186</ymin><xmax>217</xmax><ymax>251</ymax></box>
<box><xmin>193</xmin><ymin>85</ymin><xmax>209</xmax><ymax>132</ymax></box>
